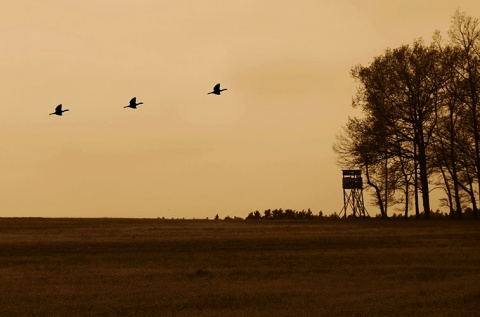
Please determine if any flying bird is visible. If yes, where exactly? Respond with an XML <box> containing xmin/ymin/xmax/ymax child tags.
<box><xmin>49</xmin><ymin>104</ymin><xmax>69</xmax><ymax>116</ymax></box>
<box><xmin>208</xmin><ymin>83</ymin><xmax>227</xmax><ymax>95</ymax></box>
<box><xmin>124</xmin><ymin>97</ymin><xmax>143</xmax><ymax>109</ymax></box>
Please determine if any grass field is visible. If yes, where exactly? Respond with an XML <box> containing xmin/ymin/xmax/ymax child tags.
<box><xmin>0</xmin><ymin>218</ymin><xmax>479</xmax><ymax>316</ymax></box>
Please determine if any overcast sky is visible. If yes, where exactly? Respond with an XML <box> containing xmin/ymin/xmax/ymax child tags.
<box><xmin>1</xmin><ymin>0</ymin><xmax>479</xmax><ymax>218</ymax></box>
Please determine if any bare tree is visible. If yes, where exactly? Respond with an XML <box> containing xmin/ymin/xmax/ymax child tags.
<box><xmin>334</xmin><ymin>116</ymin><xmax>391</xmax><ymax>218</ymax></box>
<box><xmin>445</xmin><ymin>10</ymin><xmax>480</xmax><ymax>218</ymax></box>
<box><xmin>350</xmin><ymin>41</ymin><xmax>445</xmax><ymax>219</ymax></box>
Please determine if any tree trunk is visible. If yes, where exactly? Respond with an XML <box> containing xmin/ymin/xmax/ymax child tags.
<box><xmin>414</xmin><ymin>141</ymin><xmax>420</xmax><ymax>219</ymax></box>
<box><xmin>473</xmin><ymin>113</ymin><xmax>480</xmax><ymax>219</ymax></box>
<box><xmin>439</xmin><ymin>164</ymin><xmax>454</xmax><ymax>218</ymax></box>
<box><xmin>404</xmin><ymin>181</ymin><xmax>409</xmax><ymax>219</ymax></box>
<box><xmin>417</xmin><ymin>127</ymin><xmax>431</xmax><ymax>219</ymax></box>
<box><xmin>468</xmin><ymin>180</ymin><xmax>478</xmax><ymax>217</ymax></box>
<box><xmin>449</xmin><ymin>110</ymin><xmax>462</xmax><ymax>219</ymax></box>
<box><xmin>365</xmin><ymin>163</ymin><xmax>385</xmax><ymax>218</ymax></box>
<box><xmin>384</xmin><ymin>156</ymin><xmax>389</xmax><ymax>217</ymax></box>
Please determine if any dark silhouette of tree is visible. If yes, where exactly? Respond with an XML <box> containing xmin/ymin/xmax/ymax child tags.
<box><xmin>350</xmin><ymin>40</ymin><xmax>446</xmax><ymax>219</ymax></box>
<box><xmin>246</xmin><ymin>208</ymin><xmax>324</xmax><ymax>220</ymax></box>
<box><xmin>336</xmin><ymin>11</ymin><xmax>480</xmax><ymax>219</ymax></box>
<box><xmin>243</xmin><ymin>209</ymin><xmax>383</xmax><ymax>220</ymax></box>
<box><xmin>425</xmin><ymin>11</ymin><xmax>480</xmax><ymax>219</ymax></box>
<box><xmin>284</xmin><ymin>209</ymin><xmax>296</xmax><ymax>219</ymax></box>
<box><xmin>445</xmin><ymin>10</ymin><xmax>480</xmax><ymax>218</ymax></box>
<box><xmin>334</xmin><ymin>116</ymin><xmax>390</xmax><ymax>218</ymax></box>
<box><xmin>429</xmin><ymin>40</ymin><xmax>463</xmax><ymax>218</ymax></box>
<box><xmin>246</xmin><ymin>211</ymin><xmax>261</xmax><ymax>219</ymax></box>
<box><xmin>272</xmin><ymin>208</ymin><xmax>284</xmax><ymax>219</ymax></box>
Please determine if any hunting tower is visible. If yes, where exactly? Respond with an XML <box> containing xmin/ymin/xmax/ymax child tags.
<box><xmin>340</xmin><ymin>170</ymin><xmax>368</xmax><ymax>218</ymax></box>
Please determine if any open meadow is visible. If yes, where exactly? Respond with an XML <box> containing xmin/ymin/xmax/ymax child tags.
<box><xmin>0</xmin><ymin>218</ymin><xmax>479</xmax><ymax>316</ymax></box>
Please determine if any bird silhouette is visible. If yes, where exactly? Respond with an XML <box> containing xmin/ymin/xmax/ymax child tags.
<box><xmin>208</xmin><ymin>83</ymin><xmax>227</xmax><ymax>95</ymax></box>
<box><xmin>49</xmin><ymin>104</ymin><xmax>69</xmax><ymax>116</ymax></box>
<box><xmin>124</xmin><ymin>97</ymin><xmax>144</xmax><ymax>109</ymax></box>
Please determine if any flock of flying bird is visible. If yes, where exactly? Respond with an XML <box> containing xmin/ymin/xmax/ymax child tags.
<box><xmin>48</xmin><ymin>83</ymin><xmax>228</xmax><ymax>116</ymax></box>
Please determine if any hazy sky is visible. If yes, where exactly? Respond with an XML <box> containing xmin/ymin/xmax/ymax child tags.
<box><xmin>2</xmin><ymin>0</ymin><xmax>480</xmax><ymax>218</ymax></box>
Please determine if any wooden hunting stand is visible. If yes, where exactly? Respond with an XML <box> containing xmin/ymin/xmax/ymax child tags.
<box><xmin>340</xmin><ymin>170</ymin><xmax>368</xmax><ymax>218</ymax></box>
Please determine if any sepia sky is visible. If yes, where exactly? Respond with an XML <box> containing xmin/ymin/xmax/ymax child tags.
<box><xmin>1</xmin><ymin>0</ymin><xmax>480</xmax><ymax>218</ymax></box>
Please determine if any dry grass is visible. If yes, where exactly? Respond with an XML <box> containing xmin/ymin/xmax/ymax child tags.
<box><xmin>0</xmin><ymin>218</ymin><xmax>479</xmax><ymax>316</ymax></box>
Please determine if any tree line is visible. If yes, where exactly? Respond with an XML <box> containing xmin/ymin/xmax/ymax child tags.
<box><xmin>246</xmin><ymin>209</ymin><xmax>326</xmax><ymax>220</ymax></box>
<box><xmin>333</xmin><ymin>10</ymin><xmax>480</xmax><ymax>220</ymax></box>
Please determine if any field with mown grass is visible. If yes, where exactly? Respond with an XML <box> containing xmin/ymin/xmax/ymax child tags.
<box><xmin>0</xmin><ymin>218</ymin><xmax>478</xmax><ymax>316</ymax></box>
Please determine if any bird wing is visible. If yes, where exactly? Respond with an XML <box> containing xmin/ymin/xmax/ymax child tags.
<box><xmin>55</xmin><ymin>104</ymin><xmax>62</xmax><ymax>112</ymax></box>
<box><xmin>214</xmin><ymin>83</ymin><xmax>221</xmax><ymax>91</ymax></box>
<box><xmin>130</xmin><ymin>97</ymin><xmax>136</xmax><ymax>105</ymax></box>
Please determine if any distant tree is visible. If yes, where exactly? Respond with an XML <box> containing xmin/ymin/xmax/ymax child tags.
<box><xmin>246</xmin><ymin>211</ymin><xmax>261</xmax><ymax>220</ymax></box>
<box><xmin>272</xmin><ymin>209</ymin><xmax>285</xmax><ymax>219</ymax></box>
<box><xmin>285</xmin><ymin>209</ymin><xmax>296</xmax><ymax>219</ymax></box>
<box><xmin>329</xmin><ymin>212</ymin><xmax>340</xmax><ymax>219</ymax></box>
<box><xmin>247</xmin><ymin>208</ymin><xmax>322</xmax><ymax>220</ymax></box>
<box><xmin>214</xmin><ymin>214</ymin><xmax>219</xmax><ymax>220</ymax></box>
<box><xmin>306</xmin><ymin>208</ymin><xmax>313</xmax><ymax>219</ymax></box>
